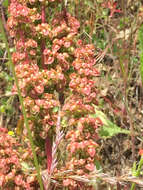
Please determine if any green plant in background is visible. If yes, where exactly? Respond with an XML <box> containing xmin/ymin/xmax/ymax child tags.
<box><xmin>138</xmin><ymin>24</ymin><xmax>143</xmax><ymax>87</ymax></box>
<box><xmin>0</xmin><ymin>70</ymin><xmax>14</xmax><ymax>125</ymax></box>
<box><xmin>130</xmin><ymin>23</ymin><xmax>143</xmax><ymax>190</ymax></box>
<box><xmin>0</xmin><ymin>0</ymin><xmax>16</xmax><ymax>128</ymax></box>
<box><xmin>92</xmin><ymin>105</ymin><xmax>130</xmax><ymax>139</ymax></box>
<box><xmin>131</xmin><ymin>155</ymin><xmax>143</xmax><ymax>190</ymax></box>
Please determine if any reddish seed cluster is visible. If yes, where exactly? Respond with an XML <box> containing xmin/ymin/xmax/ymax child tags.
<box><xmin>73</xmin><ymin>44</ymin><xmax>99</xmax><ymax>76</ymax></box>
<box><xmin>61</xmin><ymin>41</ymin><xmax>101</xmax><ymax>187</ymax></box>
<box><xmin>61</xmin><ymin>100</ymin><xmax>102</xmax><ymax>188</ymax></box>
<box><xmin>8</xmin><ymin>0</ymin><xmax>81</xmax><ymax>139</ymax></box>
<box><xmin>7</xmin><ymin>1</ymin><xmax>40</xmax><ymax>37</ymax></box>
<box><xmin>8</xmin><ymin>0</ymin><xmax>102</xmax><ymax>188</ymax></box>
<box><xmin>0</xmin><ymin>128</ymin><xmax>37</xmax><ymax>189</ymax></box>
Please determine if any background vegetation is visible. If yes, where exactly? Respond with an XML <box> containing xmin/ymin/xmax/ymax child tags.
<box><xmin>1</xmin><ymin>0</ymin><xmax>143</xmax><ymax>189</ymax></box>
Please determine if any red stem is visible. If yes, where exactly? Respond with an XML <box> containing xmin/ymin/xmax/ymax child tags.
<box><xmin>45</xmin><ymin>136</ymin><xmax>52</xmax><ymax>174</ymax></box>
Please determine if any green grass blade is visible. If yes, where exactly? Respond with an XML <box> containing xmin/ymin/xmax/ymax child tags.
<box><xmin>130</xmin><ymin>156</ymin><xmax>143</xmax><ymax>190</ymax></box>
<box><xmin>138</xmin><ymin>24</ymin><xmax>143</xmax><ymax>86</ymax></box>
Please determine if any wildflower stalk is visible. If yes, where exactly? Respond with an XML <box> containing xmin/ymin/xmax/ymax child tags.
<box><xmin>0</xmin><ymin>17</ymin><xmax>44</xmax><ymax>190</ymax></box>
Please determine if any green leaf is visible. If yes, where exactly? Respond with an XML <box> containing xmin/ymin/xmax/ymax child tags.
<box><xmin>95</xmin><ymin>160</ymin><xmax>102</xmax><ymax>171</ymax></box>
<box><xmin>0</xmin><ymin>105</ymin><xmax>5</xmax><ymax>113</ymax></box>
<box><xmin>52</xmin><ymin>106</ymin><xmax>59</xmax><ymax>113</ymax></box>
<box><xmin>99</xmin><ymin>125</ymin><xmax>129</xmax><ymax>138</ymax></box>
<box><xmin>132</xmin><ymin>162</ymin><xmax>137</xmax><ymax>176</ymax></box>
<box><xmin>85</xmin><ymin>1</ymin><xmax>94</xmax><ymax>7</ymax></box>
<box><xmin>21</xmin><ymin>162</ymin><xmax>31</xmax><ymax>172</ymax></box>
<box><xmin>61</xmin><ymin>116</ymin><xmax>68</xmax><ymax>128</ymax></box>
<box><xmin>91</xmin><ymin>105</ymin><xmax>130</xmax><ymax>139</ymax></box>
<box><xmin>2</xmin><ymin>0</ymin><xmax>9</xmax><ymax>7</ymax></box>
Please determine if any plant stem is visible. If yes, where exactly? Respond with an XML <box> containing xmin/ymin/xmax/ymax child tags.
<box><xmin>0</xmin><ymin>17</ymin><xmax>44</xmax><ymax>190</ymax></box>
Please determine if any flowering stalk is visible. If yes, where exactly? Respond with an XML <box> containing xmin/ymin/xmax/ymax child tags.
<box><xmin>0</xmin><ymin>17</ymin><xmax>44</xmax><ymax>190</ymax></box>
<box><xmin>7</xmin><ymin>0</ymin><xmax>102</xmax><ymax>188</ymax></box>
